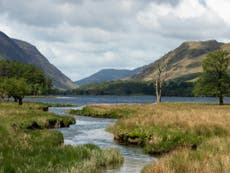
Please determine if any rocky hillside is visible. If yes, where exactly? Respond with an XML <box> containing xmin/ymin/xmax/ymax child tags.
<box><xmin>76</xmin><ymin>67</ymin><xmax>144</xmax><ymax>86</ymax></box>
<box><xmin>132</xmin><ymin>40</ymin><xmax>230</xmax><ymax>81</ymax></box>
<box><xmin>0</xmin><ymin>31</ymin><xmax>76</xmax><ymax>90</ymax></box>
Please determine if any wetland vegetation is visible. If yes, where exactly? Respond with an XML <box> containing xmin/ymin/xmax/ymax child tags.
<box><xmin>0</xmin><ymin>102</ymin><xmax>123</xmax><ymax>173</ymax></box>
<box><xmin>70</xmin><ymin>103</ymin><xmax>230</xmax><ymax>173</ymax></box>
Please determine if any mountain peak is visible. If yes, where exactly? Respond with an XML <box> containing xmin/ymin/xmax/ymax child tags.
<box><xmin>179</xmin><ymin>40</ymin><xmax>222</xmax><ymax>50</ymax></box>
<box><xmin>75</xmin><ymin>67</ymin><xmax>144</xmax><ymax>86</ymax></box>
<box><xmin>132</xmin><ymin>40</ymin><xmax>228</xmax><ymax>81</ymax></box>
<box><xmin>182</xmin><ymin>40</ymin><xmax>218</xmax><ymax>44</ymax></box>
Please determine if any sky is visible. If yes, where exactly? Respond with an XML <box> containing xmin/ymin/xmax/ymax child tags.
<box><xmin>0</xmin><ymin>0</ymin><xmax>230</xmax><ymax>81</ymax></box>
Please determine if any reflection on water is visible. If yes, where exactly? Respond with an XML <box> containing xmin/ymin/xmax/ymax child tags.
<box><xmin>50</xmin><ymin>107</ymin><xmax>155</xmax><ymax>173</ymax></box>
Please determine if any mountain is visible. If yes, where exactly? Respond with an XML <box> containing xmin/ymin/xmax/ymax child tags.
<box><xmin>0</xmin><ymin>31</ymin><xmax>76</xmax><ymax>90</ymax></box>
<box><xmin>75</xmin><ymin>67</ymin><xmax>144</xmax><ymax>86</ymax></box>
<box><xmin>71</xmin><ymin>40</ymin><xmax>230</xmax><ymax>96</ymax></box>
<box><xmin>76</xmin><ymin>40</ymin><xmax>229</xmax><ymax>88</ymax></box>
<box><xmin>132</xmin><ymin>40</ymin><xmax>230</xmax><ymax>81</ymax></box>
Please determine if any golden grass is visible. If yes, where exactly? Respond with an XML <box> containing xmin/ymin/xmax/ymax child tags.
<box><xmin>142</xmin><ymin>137</ymin><xmax>230</xmax><ymax>173</ymax></box>
<box><xmin>82</xmin><ymin>103</ymin><xmax>230</xmax><ymax>172</ymax></box>
<box><xmin>127</xmin><ymin>103</ymin><xmax>228</xmax><ymax>127</ymax></box>
<box><xmin>86</xmin><ymin>103</ymin><xmax>230</xmax><ymax>132</ymax></box>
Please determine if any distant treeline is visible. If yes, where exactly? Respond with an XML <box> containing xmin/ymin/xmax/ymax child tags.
<box><xmin>66</xmin><ymin>80</ymin><xmax>194</xmax><ymax>96</ymax></box>
<box><xmin>62</xmin><ymin>73</ymin><xmax>200</xmax><ymax>96</ymax></box>
<box><xmin>0</xmin><ymin>60</ymin><xmax>52</xmax><ymax>104</ymax></box>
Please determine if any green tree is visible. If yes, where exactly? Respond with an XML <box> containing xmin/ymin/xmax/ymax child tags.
<box><xmin>0</xmin><ymin>60</ymin><xmax>52</xmax><ymax>95</ymax></box>
<box><xmin>193</xmin><ymin>50</ymin><xmax>230</xmax><ymax>105</ymax></box>
<box><xmin>6</xmin><ymin>78</ymin><xmax>31</xmax><ymax>105</ymax></box>
<box><xmin>0</xmin><ymin>78</ymin><xmax>7</xmax><ymax>100</ymax></box>
<box><xmin>0</xmin><ymin>78</ymin><xmax>12</xmax><ymax>100</ymax></box>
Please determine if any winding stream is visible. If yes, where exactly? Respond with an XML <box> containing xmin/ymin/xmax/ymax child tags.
<box><xmin>26</xmin><ymin>96</ymin><xmax>230</xmax><ymax>172</ymax></box>
<box><xmin>49</xmin><ymin>107</ymin><xmax>156</xmax><ymax>173</ymax></box>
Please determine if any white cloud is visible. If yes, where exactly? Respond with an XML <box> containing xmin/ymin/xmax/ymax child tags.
<box><xmin>174</xmin><ymin>0</ymin><xmax>205</xmax><ymax>19</ymax></box>
<box><xmin>137</xmin><ymin>0</ymin><xmax>206</xmax><ymax>29</ymax></box>
<box><xmin>136</xmin><ymin>0</ymin><xmax>228</xmax><ymax>39</ymax></box>
<box><xmin>0</xmin><ymin>0</ymin><xmax>230</xmax><ymax>81</ymax></box>
<box><xmin>206</xmin><ymin>0</ymin><xmax>230</xmax><ymax>25</ymax></box>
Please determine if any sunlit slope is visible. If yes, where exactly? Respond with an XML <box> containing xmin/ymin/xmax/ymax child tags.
<box><xmin>132</xmin><ymin>40</ymin><xmax>230</xmax><ymax>81</ymax></box>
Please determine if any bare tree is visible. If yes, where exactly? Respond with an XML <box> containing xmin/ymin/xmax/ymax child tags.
<box><xmin>154</xmin><ymin>60</ymin><xmax>168</xmax><ymax>103</ymax></box>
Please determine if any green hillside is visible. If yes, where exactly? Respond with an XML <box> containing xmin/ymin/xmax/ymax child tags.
<box><xmin>0</xmin><ymin>31</ymin><xmax>76</xmax><ymax>90</ymax></box>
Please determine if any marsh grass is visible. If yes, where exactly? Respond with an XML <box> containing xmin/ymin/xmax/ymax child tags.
<box><xmin>69</xmin><ymin>105</ymin><xmax>136</xmax><ymax>118</ymax></box>
<box><xmin>78</xmin><ymin>103</ymin><xmax>230</xmax><ymax>172</ymax></box>
<box><xmin>142</xmin><ymin>137</ymin><xmax>230</xmax><ymax>173</ymax></box>
<box><xmin>0</xmin><ymin>102</ymin><xmax>123</xmax><ymax>173</ymax></box>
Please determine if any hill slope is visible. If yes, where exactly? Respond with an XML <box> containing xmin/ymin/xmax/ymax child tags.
<box><xmin>72</xmin><ymin>40</ymin><xmax>230</xmax><ymax>96</ymax></box>
<box><xmin>76</xmin><ymin>67</ymin><xmax>144</xmax><ymax>86</ymax></box>
<box><xmin>132</xmin><ymin>40</ymin><xmax>230</xmax><ymax>81</ymax></box>
<box><xmin>0</xmin><ymin>31</ymin><xmax>76</xmax><ymax>90</ymax></box>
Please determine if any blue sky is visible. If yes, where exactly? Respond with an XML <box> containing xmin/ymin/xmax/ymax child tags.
<box><xmin>0</xmin><ymin>0</ymin><xmax>230</xmax><ymax>81</ymax></box>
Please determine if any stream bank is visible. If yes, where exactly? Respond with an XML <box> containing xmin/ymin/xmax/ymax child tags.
<box><xmin>50</xmin><ymin>107</ymin><xmax>155</xmax><ymax>173</ymax></box>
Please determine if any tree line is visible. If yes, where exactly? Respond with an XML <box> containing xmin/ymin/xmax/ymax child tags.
<box><xmin>0</xmin><ymin>60</ymin><xmax>52</xmax><ymax>105</ymax></box>
<box><xmin>66</xmin><ymin>79</ymin><xmax>195</xmax><ymax>96</ymax></box>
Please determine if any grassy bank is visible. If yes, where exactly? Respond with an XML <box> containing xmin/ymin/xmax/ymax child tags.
<box><xmin>70</xmin><ymin>103</ymin><xmax>230</xmax><ymax>172</ymax></box>
<box><xmin>69</xmin><ymin>105</ymin><xmax>135</xmax><ymax>118</ymax></box>
<box><xmin>0</xmin><ymin>102</ymin><xmax>123</xmax><ymax>173</ymax></box>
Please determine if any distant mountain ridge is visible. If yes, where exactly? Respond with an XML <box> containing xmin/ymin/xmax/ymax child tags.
<box><xmin>75</xmin><ymin>67</ymin><xmax>144</xmax><ymax>86</ymax></box>
<box><xmin>73</xmin><ymin>40</ymin><xmax>230</xmax><ymax>96</ymax></box>
<box><xmin>131</xmin><ymin>40</ymin><xmax>229</xmax><ymax>81</ymax></box>
<box><xmin>0</xmin><ymin>31</ymin><xmax>76</xmax><ymax>90</ymax></box>
<box><xmin>76</xmin><ymin>40</ymin><xmax>229</xmax><ymax>88</ymax></box>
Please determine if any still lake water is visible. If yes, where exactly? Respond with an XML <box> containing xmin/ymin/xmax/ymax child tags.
<box><xmin>24</xmin><ymin>95</ymin><xmax>230</xmax><ymax>105</ymax></box>
<box><xmin>25</xmin><ymin>96</ymin><xmax>230</xmax><ymax>173</ymax></box>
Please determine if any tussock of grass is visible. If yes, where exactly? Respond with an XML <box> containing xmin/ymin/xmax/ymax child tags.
<box><xmin>0</xmin><ymin>102</ymin><xmax>123</xmax><ymax>173</ymax></box>
<box><xmin>80</xmin><ymin>103</ymin><xmax>230</xmax><ymax>172</ymax></box>
<box><xmin>142</xmin><ymin>137</ymin><xmax>230</xmax><ymax>173</ymax></box>
<box><xmin>69</xmin><ymin>105</ymin><xmax>136</xmax><ymax>118</ymax></box>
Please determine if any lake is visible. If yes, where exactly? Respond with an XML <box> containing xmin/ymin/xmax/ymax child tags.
<box><xmin>24</xmin><ymin>95</ymin><xmax>230</xmax><ymax>105</ymax></box>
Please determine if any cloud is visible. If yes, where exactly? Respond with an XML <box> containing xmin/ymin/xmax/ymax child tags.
<box><xmin>0</xmin><ymin>0</ymin><xmax>230</xmax><ymax>81</ymax></box>
<box><xmin>206</xmin><ymin>0</ymin><xmax>230</xmax><ymax>25</ymax></box>
<box><xmin>136</xmin><ymin>0</ymin><xmax>228</xmax><ymax>39</ymax></box>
